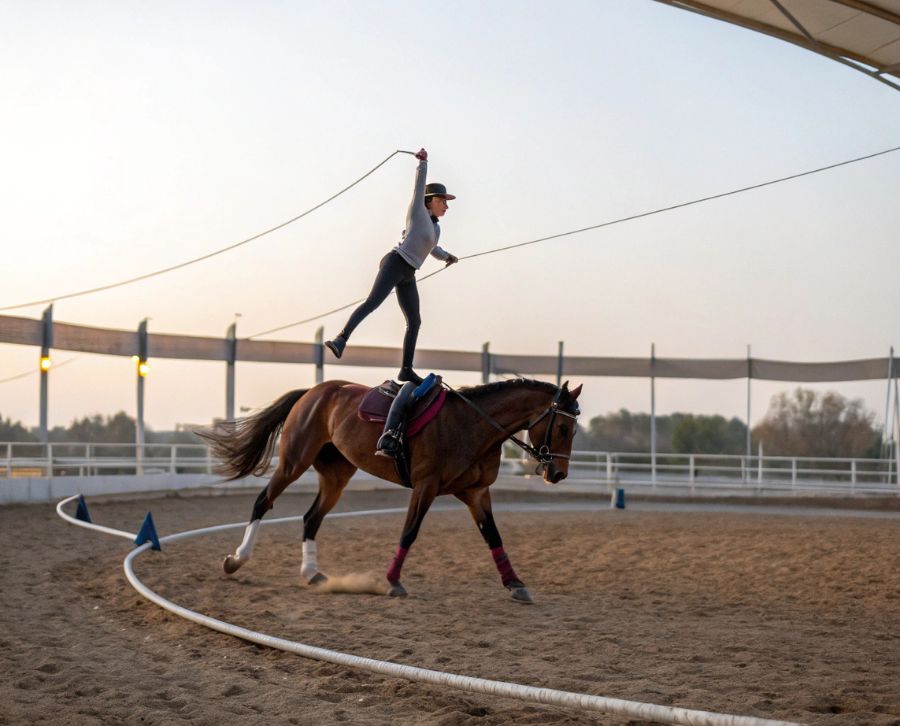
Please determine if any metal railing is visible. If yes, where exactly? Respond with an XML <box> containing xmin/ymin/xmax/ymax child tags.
<box><xmin>2</xmin><ymin>442</ymin><xmax>897</xmax><ymax>496</ymax></box>
<box><xmin>1</xmin><ymin>441</ymin><xmax>213</xmax><ymax>478</ymax></box>
<box><xmin>509</xmin><ymin>450</ymin><xmax>899</xmax><ymax>496</ymax></box>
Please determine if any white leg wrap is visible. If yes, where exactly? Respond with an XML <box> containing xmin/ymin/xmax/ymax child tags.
<box><xmin>234</xmin><ymin>520</ymin><xmax>261</xmax><ymax>562</ymax></box>
<box><xmin>300</xmin><ymin>539</ymin><xmax>319</xmax><ymax>581</ymax></box>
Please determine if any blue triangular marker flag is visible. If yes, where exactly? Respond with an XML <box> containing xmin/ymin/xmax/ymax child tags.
<box><xmin>75</xmin><ymin>494</ymin><xmax>92</xmax><ymax>523</ymax></box>
<box><xmin>134</xmin><ymin>512</ymin><xmax>161</xmax><ymax>551</ymax></box>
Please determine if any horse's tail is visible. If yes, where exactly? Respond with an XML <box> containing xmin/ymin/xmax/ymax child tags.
<box><xmin>197</xmin><ymin>388</ymin><xmax>309</xmax><ymax>481</ymax></box>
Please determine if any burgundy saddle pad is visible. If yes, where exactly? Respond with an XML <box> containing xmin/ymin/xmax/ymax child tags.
<box><xmin>358</xmin><ymin>380</ymin><xmax>447</xmax><ymax>438</ymax></box>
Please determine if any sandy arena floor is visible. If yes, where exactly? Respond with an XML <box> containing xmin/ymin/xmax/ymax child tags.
<box><xmin>1</xmin><ymin>487</ymin><xmax>898</xmax><ymax>725</ymax></box>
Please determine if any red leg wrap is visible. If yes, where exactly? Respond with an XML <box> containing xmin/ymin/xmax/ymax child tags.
<box><xmin>491</xmin><ymin>546</ymin><xmax>520</xmax><ymax>585</ymax></box>
<box><xmin>386</xmin><ymin>546</ymin><xmax>409</xmax><ymax>585</ymax></box>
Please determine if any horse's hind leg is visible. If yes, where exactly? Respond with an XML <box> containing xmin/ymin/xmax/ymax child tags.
<box><xmin>223</xmin><ymin>462</ymin><xmax>307</xmax><ymax>575</ymax></box>
<box><xmin>456</xmin><ymin>488</ymin><xmax>533</xmax><ymax>604</ymax></box>
<box><xmin>223</xmin><ymin>486</ymin><xmax>268</xmax><ymax>574</ymax></box>
<box><xmin>300</xmin><ymin>445</ymin><xmax>356</xmax><ymax>585</ymax></box>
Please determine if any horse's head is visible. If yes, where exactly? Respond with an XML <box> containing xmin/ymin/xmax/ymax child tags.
<box><xmin>526</xmin><ymin>381</ymin><xmax>583</xmax><ymax>484</ymax></box>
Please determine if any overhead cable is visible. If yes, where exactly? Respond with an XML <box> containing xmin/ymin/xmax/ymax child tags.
<box><xmin>248</xmin><ymin>143</ymin><xmax>900</xmax><ymax>338</ymax></box>
<box><xmin>0</xmin><ymin>357</ymin><xmax>78</xmax><ymax>385</ymax></box>
<box><xmin>0</xmin><ymin>151</ymin><xmax>414</xmax><ymax>313</ymax></box>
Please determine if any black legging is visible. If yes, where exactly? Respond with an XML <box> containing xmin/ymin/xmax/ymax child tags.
<box><xmin>340</xmin><ymin>251</ymin><xmax>421</xmax><ymax>369</ymax></box>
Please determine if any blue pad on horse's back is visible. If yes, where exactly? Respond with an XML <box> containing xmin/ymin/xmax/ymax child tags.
<box><xmin>413</xmin><ymin>373</ymin><xmax>438</xmax><ymax>399</ymax></box>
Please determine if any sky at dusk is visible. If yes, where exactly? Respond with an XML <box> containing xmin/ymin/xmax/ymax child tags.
<box><xmin>2</xmin><ymin>1</ymin><xmax>899</xmax><ymax>432</ymax></box>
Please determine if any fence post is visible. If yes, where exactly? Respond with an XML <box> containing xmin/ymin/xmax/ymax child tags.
<box><xmin>315</xmin><ymin>326</ymin><xmax>324</xmax><ymax>384</ymax></box>
<box><xmin>481</xmin><ymin>342</ymin><xmax>491</xmax><ymax>384</ymax></box>
<box><xmin>792</xmin><ymin>458</ymin><xmax>797</xmax><ymax>489</ymax></box>
<box><xmin>170</xmin><ymin>444</ymin><xmax>177</xmax><ymax>474</ymax></box>
<box><xmin>893</xmin><ymin>371</ymin><xmax>900</xmax><ymax>491</ymax></box>
<box><xmin>556</xmin><ymin>340</ymin><xmax>564</xmax><ymax>387</ymax></box>
<box><xmin>689</xmin><ymin>453</ymin><xmax>695</xmax><ymax>493</ymax></box>
<box><xmin>5</xmin><ymin>442</ymin><xmax>11</xmax><ymax>477</ymax></box>
<box><xmin>757</xmin><ymin>440</ymin><xmax>764</xmax><ymax>486</ymax></box>
<box><xmin>746</xmin><ymin>344</ymin><xmax>752</xmax><ymax>476</ymax></box>
<box><xmin>226</xmin><ymin>321</ymin><xmax>237</xmax><ymax>420</ymax></box>
<box><xmin>851</xmin><ymin>459</ymin><xmax>857</xmax><ymax>491</ymax></box>
<box><xmin>650</xmin><ymin>343</ymin><xmax>656</xmax><ymax>487</ymax></box>
<box><xmin>881</xmin><ymin>347</ymin><xmax>893</xmax><ymax>473</ymax></box>
<box><xmin>606</xmin><ymin>453</ymin><xmax>612</xmax><ymax>484</ymax></box>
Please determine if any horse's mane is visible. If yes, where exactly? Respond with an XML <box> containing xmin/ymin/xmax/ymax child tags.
<box><xmin>458</xmin><ymin>378</ymin><xmax>559</xmax><ymax>401</ymax></box>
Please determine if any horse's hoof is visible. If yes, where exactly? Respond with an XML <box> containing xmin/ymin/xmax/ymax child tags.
<box><xmin>388</xmin><ymin>583</ymin><xmax>407</xmax><ymax>598</ymax></box>
<box><xmin>307</xmin><ymin>572</ymin><xmax>328</xmax><ymax>586</ymax></box>
<box><xmin>223</xmin><ymin>555</ymin><xmax>244</xmax><ymax>575</ymax></box>
<box><xmin>508</xmin><ymin>586</ymin><xmax>534</xmax><ymax>604</ymax></box>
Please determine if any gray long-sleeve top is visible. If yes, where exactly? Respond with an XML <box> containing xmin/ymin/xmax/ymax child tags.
<box><xmin>393</xmin><ymin>160</ymin><xmax>451</xmax><ymax>269</ymax></box>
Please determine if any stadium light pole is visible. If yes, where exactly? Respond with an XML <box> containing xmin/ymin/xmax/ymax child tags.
<box><xmin>39</xmin><ymin>304</ymin><xmax>53</xmax><ymax>444</ymax></box>
<box><xmin>135</xmin><ymin>318</ymin><xmax>149</xmax><ymax>474</ymax></box>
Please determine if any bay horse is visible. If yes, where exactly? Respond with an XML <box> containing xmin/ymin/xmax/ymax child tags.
<box><xmin>200</xmin><ymin>378</ymin><xmax>582</xmax><ymax>603</ymax></box>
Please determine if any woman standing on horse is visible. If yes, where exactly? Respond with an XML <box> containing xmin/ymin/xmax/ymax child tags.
<box><xmin>324</xmin><ymin>148</ymin><xmax>458</xmax><ymax>385</ymax></box>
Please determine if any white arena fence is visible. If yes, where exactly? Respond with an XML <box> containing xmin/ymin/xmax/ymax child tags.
<box><xmin>2</xmin><ymin>442</ymin><xmax>897</xmax><ymax>499</ymax></box>
<box><xmin>552</xmin><ymin>450</ymin><xmax>899</xmax><ymax>496</ymax></box>
<box><xmin>1</xmin><ymin>441</ymin><xmax>212</xmax><ymax>477</ymax></box>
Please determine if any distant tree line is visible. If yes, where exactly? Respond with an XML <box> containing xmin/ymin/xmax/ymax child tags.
<box><xmin>575</xmin><ymin>410</ymin><xmax>748</xmax><ymax>455</ymax></box>
<box><xmin>3</xmin><ymin>387</ymin><xmax>884</xmax><ymax>458</ymax></box>
<box><xmin>0</xmin><ymin>412</ymin><xmax>202</xmax><ymax>445</ymax></box>
<box><xmin>564</xmin><ymin>387</ymin><xmax>880</xmax><ymax>459</ymax></box>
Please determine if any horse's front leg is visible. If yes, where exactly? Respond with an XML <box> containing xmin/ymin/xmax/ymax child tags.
<box><xmin>386</xmin><ymin>479</ymin><xmax>439</xmax><ymax>597</ymax></box>
<box><xmin>456</xmin><ymin>488</ymin><xmax>533</xmax><ymax>604</ymax></box>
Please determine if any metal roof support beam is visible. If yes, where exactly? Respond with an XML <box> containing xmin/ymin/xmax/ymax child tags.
<box><xmin>768</xmin><ymin>0</ymin><xmax>816</xmax><ymax>44</ymax></box>
<box><xmin>651</xmin><ymin>0</ymin><xmax>900</xmax><ymax>92</ymax></box>
<box><xmin>828</xmin><ymin>0</ymin><xmax>900</xmax><ymax>27</ymax></box>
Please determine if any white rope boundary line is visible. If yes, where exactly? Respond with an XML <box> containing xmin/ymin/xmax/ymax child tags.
<box><xmin>56</xmin><ymin>495</ymin><xmax>799</xmax><ymax>726</ymax></box>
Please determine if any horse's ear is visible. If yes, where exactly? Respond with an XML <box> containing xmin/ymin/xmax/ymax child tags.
<box><xmin>569</xmin><ymin>384</ymin><xmax>583</xmax><ymax>401</ymax></box>
<box><xmin>562</xmin><ymin>380</ymin><xmax>570</xmax><ymax>391</ymax></box>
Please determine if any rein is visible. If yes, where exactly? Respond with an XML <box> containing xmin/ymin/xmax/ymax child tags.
<box><xmin>442</xmin><ymin>382</ymin><xmax>578</xmax><ymax>468</ymax></box>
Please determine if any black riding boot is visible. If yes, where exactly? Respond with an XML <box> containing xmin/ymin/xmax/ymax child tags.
<box><xmin>324</xmin><ymin>334</ymin><xmax>347</xmax><ymax>359</ymax></box>
<box><xmin>397</xmin><ymin>367</ymin><xmax>423</xmax><ymax>385</ymax></box>
<box><xmin>376</xmin><ymin>381</ymin><xmax>418</xmax><ymax>458</ymax></box>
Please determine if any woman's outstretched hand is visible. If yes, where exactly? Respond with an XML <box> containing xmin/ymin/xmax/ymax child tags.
<box><xmin>415</xmin><ymin>148</ymin><xmax>428</xmax><ymax>161</ymax></box>
<box><xmin>445</xmin><ymin>254</ymin><xmax>458</xmax><ymax>266</ymax></box>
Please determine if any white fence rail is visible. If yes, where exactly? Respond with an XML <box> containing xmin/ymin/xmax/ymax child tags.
<box><xmin>2</xmin><ymin>442</ymin><xmax>897</xmax><ymax>497</ymax></box>
<box><xmin>545</xmin><ymin>450</ymin><xmax>899</xmax><ymax>496</ymax></box>
<box><xmin>0</xmin><ymin>442</ymin><xmax>213</xmax><ymax>477</ymax></box>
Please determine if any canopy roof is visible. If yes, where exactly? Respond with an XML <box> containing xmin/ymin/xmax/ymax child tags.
<box><xmin>653</xmin><ymin>0</ymin><xmax>900</xmax><ymax>91</ymax></box>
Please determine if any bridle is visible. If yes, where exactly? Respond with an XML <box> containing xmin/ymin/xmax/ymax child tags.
<box><xmin>523</xmin><ymin>388</ymin><xmax>580</xmax><ymax>467</ymax></box>
<box><xmin>446</xmin><ymin>383</ymin><xmax>579</xmax><ymax>470</ymax></box>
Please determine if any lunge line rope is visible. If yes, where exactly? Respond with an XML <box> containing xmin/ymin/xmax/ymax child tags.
<box><xmin>3</xmin><ymin>145</ymin><xmax>897</xmax><ymax>328</ymax></box>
